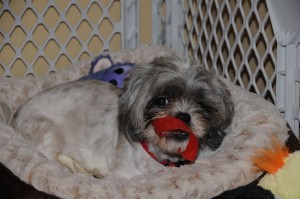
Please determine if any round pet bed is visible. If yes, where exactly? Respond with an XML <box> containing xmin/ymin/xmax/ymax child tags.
<box><xmin>0</xmin><ymin>45</ymin><xmax>298</xmax><ymax>199</ymax></box>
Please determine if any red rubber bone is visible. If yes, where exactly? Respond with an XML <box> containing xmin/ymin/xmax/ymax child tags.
<box><xmin>153</xmin><ymin>116</ymin><xmax>199</xmax><ymax>161</ymax></box>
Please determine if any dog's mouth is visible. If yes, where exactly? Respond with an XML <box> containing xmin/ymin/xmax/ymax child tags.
<box><xmin>164</xmin><ymin>130</ymin><xmax>189</xmax><ymax>141</ymax></box>
<box><xmin>151</xmin><ymin>117</ymin><xmax>199</xmax><ymax>161</ymax></box>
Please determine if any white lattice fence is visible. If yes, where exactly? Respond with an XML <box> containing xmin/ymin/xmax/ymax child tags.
<box><xmin>0</xmin><ymin>0</ymin><xmax>139</xmax><ymax>78</ymax></box>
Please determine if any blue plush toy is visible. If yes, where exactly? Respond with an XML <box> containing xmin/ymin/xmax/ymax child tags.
<box><xmin>81</xmin><ymin>54</ymin><xmax>134</xmax><ymax>88</ymax></box>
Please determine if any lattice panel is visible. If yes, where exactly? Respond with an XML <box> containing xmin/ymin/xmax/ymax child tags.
<box><xmin>152</xmin><ymin>0</ymin><xmax>166</xmax><ymax>45</ymax></box>
<box><xmin>0</xmin><ymin>0</ymin><xmax>122</xmax><ymax>78</ymax></box>
<box><xmin>181</xmin><ymin>0</ymin><xmax>277</xmax><ymax>103</ymax></box>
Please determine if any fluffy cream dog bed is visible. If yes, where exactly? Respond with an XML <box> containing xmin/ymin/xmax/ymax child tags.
<box><xmin>0</xmin><ymin>45</ymin><xmax>290</xmax><ymax>199</ymax></box>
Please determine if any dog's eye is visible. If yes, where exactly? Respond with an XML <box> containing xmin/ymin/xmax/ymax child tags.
<box><xmin>154</xmin><ymin>97</ymin><xmax>169</xmax><ymax>107</ymax></box>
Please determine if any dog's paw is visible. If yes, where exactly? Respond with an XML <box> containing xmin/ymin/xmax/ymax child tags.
<box><xmin>57</xmin><ymin>153</ymin><xmax>103</xmax><ymax>178</ymax></box>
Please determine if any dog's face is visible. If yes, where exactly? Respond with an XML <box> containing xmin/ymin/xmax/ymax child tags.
<box><xmin>118</xmin><ymin>56</ymin><xmax>234</xmax><ymax>158</ymax></box>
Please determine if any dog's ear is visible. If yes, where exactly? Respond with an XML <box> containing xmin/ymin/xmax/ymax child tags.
<box><xmin>203</xmin><ymin>76</ymin><xmax>234</xmax><ymax>149</ymax></box>
<box><xmin>189</xmin><ymin>62</ymin><xmax>234</xmax><ymax>149</ymax></box>
<box><xmin>117</xmin><ymin>106</ymin><xmax>144</xmax><ymax>143</ymax></box>
<box><xmin>118</xmin><ymin>64</ymin><xmax>152</xmax><ymax>143</ymax></box>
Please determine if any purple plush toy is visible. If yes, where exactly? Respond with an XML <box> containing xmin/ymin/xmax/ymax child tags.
<box><xmin>81</xmin><ymin>55</ymin><xmax>134</xmax><ymax>88</ymax></box>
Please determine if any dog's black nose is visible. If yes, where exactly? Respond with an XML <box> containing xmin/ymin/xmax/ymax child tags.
<box><xmin>175</xmin><ymin>112</ymin><xmax>191</xmax><ymax>124</ymax></box>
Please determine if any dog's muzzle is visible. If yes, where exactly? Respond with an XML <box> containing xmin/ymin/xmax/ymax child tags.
<box><xmin>152</xmin><ymin>116</ymin><xmax>199</xmax><ymax>161</ymax></box>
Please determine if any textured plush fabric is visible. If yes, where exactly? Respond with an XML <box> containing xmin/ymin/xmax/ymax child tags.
<box><xmin>0</xmin><ymin>45</ymin><xmax>289</xmax><ymax>199</ymax></box>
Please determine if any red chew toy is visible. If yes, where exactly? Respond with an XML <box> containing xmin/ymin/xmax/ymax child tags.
<box><xmin>153</xmin><ymin>117</ymin><xmax>199</xmax><ymax>161</ymax></box>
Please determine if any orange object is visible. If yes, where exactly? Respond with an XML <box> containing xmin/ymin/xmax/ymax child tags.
<box><xmin>252</xmin><ymin>138</ymin><xmax>289</xmax><ymax>174</ymax></box>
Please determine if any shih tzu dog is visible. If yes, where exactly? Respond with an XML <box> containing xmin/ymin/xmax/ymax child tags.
<box><xmin>13</xmin><ymin>55</ymin><xmax>234</xmax><ymax>178</ymax></box>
